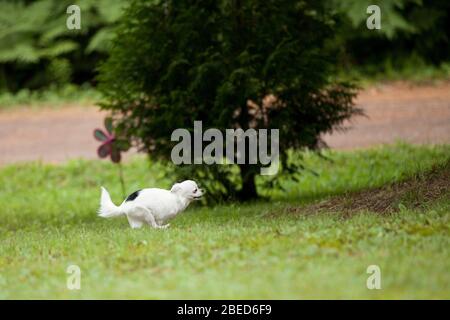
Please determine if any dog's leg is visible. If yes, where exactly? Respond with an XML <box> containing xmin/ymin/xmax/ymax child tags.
<box><xmin>145</xmin><ymin>214</ymin><xmax>161</xmax><ymax>229</ymax></box>
<box><xmin>134</xmin><ymin>206</ymin><xmax>165</xmax><ymax>229</ymax></box>
<box><xmin>126</xmin><ymin>215</ymin><xmax>143</xmax><ymax>229</ymax></box>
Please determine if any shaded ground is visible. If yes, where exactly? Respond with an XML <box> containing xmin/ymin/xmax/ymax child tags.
<box><xmin>0</xmin><ymin>81</ymin><xmax>449</xmax><ymax>164</ymax></box>
<box><xmin>284</xmin><ymin>159</ymin><xmax>450</xmax><ymax>216</ymax></box>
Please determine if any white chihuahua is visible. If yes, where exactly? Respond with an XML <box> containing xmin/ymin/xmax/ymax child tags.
<box><xmin>98</xmin><ymin>180</ymin><xmax>203</xmax><ymax>229</ymax></box>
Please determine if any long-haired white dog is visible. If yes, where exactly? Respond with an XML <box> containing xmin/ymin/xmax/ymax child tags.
<box><xmin>98</xmin><ymin>180</ymin><xmax>203</xmax><ymax>229</ymax></box>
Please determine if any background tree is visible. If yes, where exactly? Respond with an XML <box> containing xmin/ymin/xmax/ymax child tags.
<box><xmin>330</xmin><ymin>0</ymin><xmax>450</xmax><ymax>78</ymax></box>
<box><xmin>99</xmin><ymin>0</ymin><xmax>361</xmax><ymax>201</ymax></box>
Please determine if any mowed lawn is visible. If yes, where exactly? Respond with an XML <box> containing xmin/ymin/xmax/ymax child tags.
<box><xmin>0</xmin><ymin>143</ymin><xmax>449</xmax><ymax>299</ymax></box>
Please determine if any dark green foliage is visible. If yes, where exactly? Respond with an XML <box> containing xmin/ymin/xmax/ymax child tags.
<box><xmin>99</xmin><ymin>0</ymin><xmax>360</xmax><ymax>200</ymax></box>
<box><xmin>332</xmin><ymin>0</ymin><xmax>450</xmax><ymax>77</ymax></box>
<box><xmin>0</xmin><ymin>0</ymin><xmax>126</xmax><ymax>92</ymax></box>
<box><xmin>2</xmin><ymin>1</ymin><xmax>449</xmax><ymax>95</ymax></box>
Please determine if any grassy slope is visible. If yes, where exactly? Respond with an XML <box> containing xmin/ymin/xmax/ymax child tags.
<box><xmin>0</xmin><ymin>143</ymin><xmax>449</xmax><ymax>299</ymax></box>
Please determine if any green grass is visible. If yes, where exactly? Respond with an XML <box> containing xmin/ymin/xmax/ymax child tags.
<box><xmin>0</xmin><ymin>84</ymin><xmax>100</xmax><ymax>109</ymax></box>
<box><xmin>266</xmin><ymin>142</ymin><xmax>450</xmax><ymax>201</ymax></box>
<box><xmin>337</xmin><ymin>59</ymin><xmax>450</xmax><ymax>87</ymax></box>
<box><xmin>0</xmin><ymin>143</ymin><xmax>449</xmax><ymax>299</ymax></box>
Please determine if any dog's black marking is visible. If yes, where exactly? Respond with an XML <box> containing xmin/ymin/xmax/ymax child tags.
<box><xmin>125</xmin><ymin>190</ymin><xmax>142</xmax><ymax>202</ymax></box>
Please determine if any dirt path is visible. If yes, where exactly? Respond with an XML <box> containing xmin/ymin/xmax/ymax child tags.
<box><xmin>0</xmin><ymin>105</ymin><xmax>107</xmax><ymax>164</ymax></box>
<box><xmin>323</xmin><ymin>81</ymin><xmax>450</xmax><ymax>149</ymax></box>
<box><xmin>0</xmin><ymin>82</ymin><xmax>449</xmax><ymax>165</ymax></box>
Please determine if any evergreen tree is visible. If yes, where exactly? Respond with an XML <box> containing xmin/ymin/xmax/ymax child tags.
<box><xmin>99</xmin><ymin>0</ymin><xmax>360</xmax><ymax>200</ymax></box>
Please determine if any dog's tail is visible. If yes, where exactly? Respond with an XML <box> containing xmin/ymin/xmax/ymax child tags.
<box><xmin>98</xmin><ymin>186</ymin><xmax>123</xmax><ymax>218</ymax></box>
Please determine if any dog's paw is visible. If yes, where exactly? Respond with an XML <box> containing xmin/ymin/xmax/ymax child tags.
<box><xmin>159</xmin><ymin>224</ymin><xmax>170</xmax><ymax>229</ymax></box>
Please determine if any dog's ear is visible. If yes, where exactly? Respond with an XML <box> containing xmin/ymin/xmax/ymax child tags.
<box><xmin>171</xmin><ymin>183</ymin><xmax>182</xmax><ymax>193</ymax></box>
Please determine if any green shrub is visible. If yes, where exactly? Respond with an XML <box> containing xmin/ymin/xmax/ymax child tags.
<box><xmin>99</xmin><ymin>0</ymin><xmax>361</xmax><ymax>201</ymax></box>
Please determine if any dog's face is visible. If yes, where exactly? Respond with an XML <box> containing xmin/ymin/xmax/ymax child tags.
<box><xmin>170</xmin><ymin>180</ymin><xmax>204</xmax><ymax>200</ymax></box>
